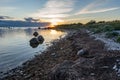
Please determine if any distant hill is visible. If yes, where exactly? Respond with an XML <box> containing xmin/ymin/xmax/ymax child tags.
<box><xmin>0</xmin><ymin>20</ymin><xmax>50</xmax><ymax>27</ymax></box>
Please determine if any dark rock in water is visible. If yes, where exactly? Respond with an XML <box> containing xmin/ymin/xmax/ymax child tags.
<box><xmin>30</xmin><ymin>43</ymin><xmax>39</xmax><ymax>48</ymax></box>
<box><xmin>29</xmin><ymin>35</ymin><xmax>44</xmax><ymax>48</ymax></box>
<box><xmin>29</xmin><ymin>38</ymin><xmax>39</xmax><ymax>48</ymax></box>
<box><xmin>37</xmin><ymin>35</ymin><xmax>44</xmax><ymax>44</ymax></box>
<box><xmin>33</xmin><ymin>32</ymin><xmax>39</xmax><ymax>37</ymax></box>
<box><xmin>30</xmin><ymin>38</ymin><xmax>39</xmax><ymax>44</ymax></box>
<box><xmin>49</xmin><ymin>60</ymin><xmax>80</xmax><ymax>80</ymax></box>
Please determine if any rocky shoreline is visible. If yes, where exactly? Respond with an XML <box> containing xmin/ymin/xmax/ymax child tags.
<box><xmin>2</xmin><ymin>29</ymin><xmax>120</xmax><ymax>80</ymax></box>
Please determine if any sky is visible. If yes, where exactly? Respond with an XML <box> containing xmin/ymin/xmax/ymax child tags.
<box><xmin>0</xmin><ymin>0</ymin><xmax>120</xmax><ymax>24</ymax></box>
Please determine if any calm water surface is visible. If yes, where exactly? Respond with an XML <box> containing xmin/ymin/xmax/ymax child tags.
<box><xmin>0</xmin><ymin>27</ymin><xmax>66</xmax><ymax>74</ymax></box>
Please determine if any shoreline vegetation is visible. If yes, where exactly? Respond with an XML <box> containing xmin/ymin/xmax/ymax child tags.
<box><xmin>2</xmin><ymin>20</ymin><xmax>120</xmax><ymax>80</ymax></box>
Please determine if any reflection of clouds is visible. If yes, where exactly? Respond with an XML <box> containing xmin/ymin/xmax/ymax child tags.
<box><xmin>0</xmin><ymin>29</ymin><xmax>7</xmax><ymax>38</ymax></box>
<box><xmin>0</xmin><ymin>28</ymin><xmax>34</xmax><ymax>39</ymax></box>
<box><xmin>24</xmin><ymin>28</ymin><xmax>33</xmax><ymax>36</ymax></box>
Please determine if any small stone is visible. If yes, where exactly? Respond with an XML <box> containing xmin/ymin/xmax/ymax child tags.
<box><xmin>116</xmin><ymin>59</ymin><xmax>120</xmax><ymax>62</ymax></box>
<box><xmin>101</xmin><ymin>66</ymin><xmax>109</xmax><ymax>69</ymax></box>
<box><xmin>118</xmin><ymin>74</ymin><xmax>120</xmax><ymax>77</ymax></box>
<box><xmin>33</xmin><ymin>32</ymin><xmax>39</xmax><ymax>37</ymax></box>
<box><xmin>19</xmin><ymin>71</ymin><xmax>23</xmax><ymax>74</ymax></box>
<box><xmin>90</xmin><ymin>73</ymin><xmax>95</xmax><ymax>76</ymax></box>
<box><xmin>113</xmin><ymin>65</ymin><xmax>117</xmax><ymax>70</ymax></box>
<box><xmin>77</xmin><ymin>49</ymin><xmax>88</xmax><ymax>56</ymax></box>
<box><xmin>117</xmin><ymin>69</ymin><xmax>120</xmax><ymax>74</ymax></box>
<box><xmin>25</xmin><ymin>74</ymin><xmax>32</xmax><ymax>79</ymax></box>
<box><xmin>51</xmin><ymin>53</ymin><xmax>56</xmax><ymax>56</ymax></box>
<box><xmin>60</xmin><ymin>48</ymin><xmax>63</xmax><ymax>50</ymax></box>
<box><xmin>51</xmin><ymin>53</ymin><xmax>59</xmax><ymax>58</ymax></box>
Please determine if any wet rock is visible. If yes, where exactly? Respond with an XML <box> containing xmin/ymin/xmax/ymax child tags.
<box><xmin>90</xmin><ymin>73</ymin><xmax>95</xmax><ymax>76</ymax></box>
<box><xmin>29</xmin><ymin>38</ymin><xmax>39</xmax><ymax>48</ymax></box>
<box><xmin>37</xmin><ymin>35</ymin><xmax>44</xmax><ymax>44</ymax></box>
<box><xmin>51</xmin><ymin>53</ymin><xmax>59</xmax><ymax>58</ymax></box>
<box><xmin>30</xmin><ymin>38</ymin><xmax>39</xmax><ymax>44</ymax></box>
<box><xmin>77</xmin><ymin>49</ymin><xmax>88</xmax><ymax>56</ymax></box>
<box><xmin>33</xmin><ymin>32</ymin><xmax>39</xmax><ymax>37</ymax></box>
<box><xmin>51</xmin><ymin>53</ymin><xmax>56</xmax><ymax>56</ymax></box>
<box><xmin>100</xmin><ymin>66</ymin><xmax>109</xmax><ymax>69</ymax></box>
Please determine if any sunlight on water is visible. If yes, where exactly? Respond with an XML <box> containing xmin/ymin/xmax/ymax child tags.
<box><xmin>0</xmin><ymin>27</ymin><xmax>67</xmax><ymax>74</ymax></box>
<box><xmin>50</xmin><ymin>30</ymin><xmax>57</xmax><ymax>34</ymax></box>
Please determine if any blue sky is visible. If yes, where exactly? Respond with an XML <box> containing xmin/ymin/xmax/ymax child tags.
<box><xmin>0</xmin><ymin>0</ymin><xmax>120</xmax><ymax>23</ymax></box>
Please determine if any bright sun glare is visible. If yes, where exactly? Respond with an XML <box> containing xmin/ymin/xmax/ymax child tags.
<box><xmin>50</xmin><ymin>30</ymin><xmax>57</xmax><ymax>34</ymax></box>
<box><xmin>50</xmin><ymin>19</ymin><xmax>64</xmax><ymax>27</ymax></box>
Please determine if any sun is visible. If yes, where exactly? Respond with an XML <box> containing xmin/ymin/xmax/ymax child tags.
<box><xmin>50</xmin><ymin>19</ymin><xmax>64</xmax><ymax>27</ymax></box>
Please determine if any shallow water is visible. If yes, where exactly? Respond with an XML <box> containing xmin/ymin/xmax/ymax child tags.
<box><xmin>0</xmin><ymin>27</ymin><xmax>66</xmax><ymax>74</ymax></box>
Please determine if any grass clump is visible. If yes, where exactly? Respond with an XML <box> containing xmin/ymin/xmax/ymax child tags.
<box><xmin>117</xmin><ymin>36</ymin><xmax>120</xmax><ymax>43</ymax></box>
<box><xmin>102</xmin><ymin>25</ymin><xmax>114</xmax><ymax>32</ymax></box>
<box><xmin>55</xmin><ymin>23</ymin><xmax>83</xmax><ymax>29</ymax></box>
<box><xmin>106</xmin><ymin>32</ymin><xmax>119</xmax><ymax>38</ymax></box>
<box><xmin>92</xmin><ymin>25</ymin><xmax>114</xmax><ymax>33</ymax></box>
